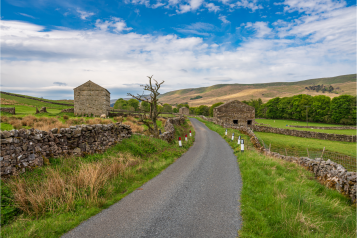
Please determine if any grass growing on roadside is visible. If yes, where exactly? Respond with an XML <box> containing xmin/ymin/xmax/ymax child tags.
<box><xmin>255</xmin><ymin>132</ymin><xmax>356</xmax><ymax>157</ymax></box>
<box><xmin>1</xmin><ymin>120</ymin><xmax>195</xmax><ymax>238</ymax></box>
<box><xmin>256</xmin><ymin>119</ymin><xmax>356</xmax><ymax>135</ymax></box>
<box><xmin>197</xmin><ymin>118</ymin><xmax>356</xmax><ymax>238</ymax></box>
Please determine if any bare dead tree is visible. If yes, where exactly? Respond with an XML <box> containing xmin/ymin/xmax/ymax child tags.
<box><xmin>128</xmin><ymin>75</ymin><xmax>164</xmax><ymax>138</ymax></box>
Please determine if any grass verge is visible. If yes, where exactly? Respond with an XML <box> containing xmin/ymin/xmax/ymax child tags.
<box><xmin>196</xmin><ymin>117</ymin><xmax>356</xmax><ymax>238</ymax></box>
<box><xmin>1</xmin><ymin>119</ymin><xmax>195</xmax><ymax>238</ymax></box>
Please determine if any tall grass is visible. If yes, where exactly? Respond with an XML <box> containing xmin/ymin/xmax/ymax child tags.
<box><xmin>10</xmin><ymin>154</ymin><xmax>140</xmax><ymax>217</ymax></box>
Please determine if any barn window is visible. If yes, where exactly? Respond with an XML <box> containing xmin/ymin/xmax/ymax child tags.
<box><xmin>247</xmin><ymin>120</ymin><xmax>252</xmax><ymax>125</ymax></box>
<box><xmin>233</xmin><ymin>120</ymin><xmax>238</xmax><ymax>124</ymax></box>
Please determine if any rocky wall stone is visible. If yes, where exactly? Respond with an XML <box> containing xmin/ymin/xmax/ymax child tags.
<box><xmin>159</xmin><ymin>116</ymin><xmax>185</xmax><ymax>142</ymax></box>
<box><xmin>253</xmin><ymin>125</ymin><xmax>356</xmax><ymax>142</ymax></box>
<box><xmin>61</xmin><ymin>108</ymin><xmax>74</xmax><ymax>113</ymax></box>
<box><xmin>287</xmin><ymin>125</ymin><xmax>357</xmax><ymax>130</ymax></box>
<box><xmin>0</xmin><ymin>107</ymin><xmax>15</xmax><ymax>115</ymax></box>
<box><xmin>0</xmin><ymin>122</ymin><xmax>132</xmax><ymax>177</ymax></box>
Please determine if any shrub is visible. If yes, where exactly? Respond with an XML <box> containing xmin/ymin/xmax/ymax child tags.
<box><xmin>63</xmin><ymin>115</ymin><xmax>69</xmax><ymax>120</ymax></box>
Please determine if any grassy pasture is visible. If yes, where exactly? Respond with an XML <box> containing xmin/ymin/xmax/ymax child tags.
<box><xmin>1</xmin><ymin>120</ymin><xmax>194</xmax><ymax>238</ymax></box>
<box><xmin>254</xmin><ymin>132</ymin><xmax>356</xmax><ymax>157</ymax></box>
<box><xmin>256</xmin><ymin>119</ymin><xmax>356</xmax><ymax>135</ymax></box>
<box><xmin>254</xmin><ymin>132</ymin><xmax>356</xmax><ymax>171</ymax></box>
<box><xmin>0</xmin><ymin>94</ymin><xmax>72</xmax><ymax>110</ymax></box>
<box><xmin>196</xmin><ymin>118</ymin><xmax>356</xmax><ymax>238</ymax></box>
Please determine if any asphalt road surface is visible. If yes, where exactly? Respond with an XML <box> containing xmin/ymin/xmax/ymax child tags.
<box><xmin>63</xmin><ymin>118</ymin><xmax>242</xmax><ymax>238</ymax></box>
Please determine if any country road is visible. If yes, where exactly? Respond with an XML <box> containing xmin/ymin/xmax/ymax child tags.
<box><xmin>63</xmin><ymin>118</ymin><xmax>242</xmax><ymax>238</ymax></box>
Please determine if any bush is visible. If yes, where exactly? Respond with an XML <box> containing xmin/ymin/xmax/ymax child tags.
<box><xmin>63</xmin><ymin>115</ymin><xmax>69</xmax><ymax>120</ymax></box>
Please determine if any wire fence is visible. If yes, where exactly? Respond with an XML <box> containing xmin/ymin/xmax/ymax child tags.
<box><xmin>257</xmin><ymin>135</ymin><xmax>356</xmax><ymax>171</ymax></box>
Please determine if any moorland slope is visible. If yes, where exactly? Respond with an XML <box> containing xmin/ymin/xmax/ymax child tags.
<box><xmin>159</xmin><ymin>74</ymin><xmax>356</xmax><ymax>106</ymax></box>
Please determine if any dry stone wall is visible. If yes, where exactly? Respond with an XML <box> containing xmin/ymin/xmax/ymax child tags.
<box><xmin>159</xmin><ymin>116</ymin><xmax>185</xmax><ymax>142</ymax></box>
<box><xmin>0</xmin><ymin>107</ymin><xmax>15</xmax><ymax>115</ymax></box>
<box><xmin>196</xmin><ymin>115</ymin><xmax>356</xmax><ymax>203</ymax></box>
<box><xmin>288</xmin><ymin>125</ymin><xmax>356</xmax><ymax>130</ymax></box>
<box><xmin>253</xmin><ymin>125</ymin><xmax>356</xmax><ymax>142</ymax></box>
<box><xmin>0</xmin><ymin>123</ymin><xmax>132</xmax><ymax>177</ymax></box>
<box><xmin>61</xmin><ymin>108</ymin><xmax>74</xmax><ymax>113</ymax></box>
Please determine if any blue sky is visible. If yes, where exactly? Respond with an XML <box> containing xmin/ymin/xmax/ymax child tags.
<box><xmin>1</xmin><ymin>0</ymin><xmax>356</xmax><ymax>100</ymax></box>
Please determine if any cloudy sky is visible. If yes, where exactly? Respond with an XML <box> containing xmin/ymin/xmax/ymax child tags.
<box><xmin>1</xmin><ymin>0</ymin><xmax>356</xmax><ymax>99</ymax></box>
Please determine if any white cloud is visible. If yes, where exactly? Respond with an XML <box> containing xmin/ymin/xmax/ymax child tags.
<box><xmin>76</xmin><ymin>9</ymin><xmax>95</xmax><ymax>20</ymax></box>
<box><xmin>95</xmin><ymin>17</ymin><xmax>132</xmax><ymax>32</ymax></box>
<box><xmin>1</xmin><ymin>5</ymin><xmax>355</xmax><ymax>99</ymax></box>
<box><xmin>244</xmin><ymin>21</ymin><xmax>272</xmax><ymax>37</ymax></box>
<box><xmin>219</xmin><ymin>15</ymin><xmax>230</xmax><ymax>23</ymax></box>
<box><xmin>175</xmin><ymin>22</ymin><xmax>215</xmax><ymax>35</ymax></box>
<box><xmin>283</xmin><ymin>0</ymin><xmax>346</xmax><ymax>14</ymax></box>
<box><xmin>205</xmin><ymin>3</ymin><xmax>220</xmax><ymax>13</ymax></box>
<box><xmin>19</xmin><ymin>13</ymin><xmax>36</xmax><ymax>19</ymax></box>
<box><xmin>234</xmin><ymin>0</ymin><xmax>263</xmax><ymax>12</ymax></box>
<box><xmin>178</xmin><ymin>0</ymin><xmax>204</xmax><ymax>13</ymax></box>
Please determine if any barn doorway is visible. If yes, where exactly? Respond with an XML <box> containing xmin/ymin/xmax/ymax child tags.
<box><xmin>247</xmin><ymin>120</ymin><xmax>252</xmax><ymax>125</ymax></box>
<box><xmin>233</xmin><ymin>120</ymin><xmax>238</xmax><ymax>124</ymax></box>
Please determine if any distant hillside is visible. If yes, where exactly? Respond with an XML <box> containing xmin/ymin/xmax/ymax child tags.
<box><xmin>0</xmin><ymin>92</ymin><xmax>73</xmax><ymax>109</ymax></box>
<box><xmin>159</xmin><ymin>74</ymin><xmax>356</xmax><ymax>106</ymax></box>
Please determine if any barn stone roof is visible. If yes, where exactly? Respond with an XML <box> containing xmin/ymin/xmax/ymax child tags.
<box><xmin>214</xmin><ymin>100</ymin><xmax>254</xmax><ymax>111</ymax></box>
<box><xmin>74</xmin><ymin>80</ymin><xmax>110</xmax><ymax>94</ymax></box>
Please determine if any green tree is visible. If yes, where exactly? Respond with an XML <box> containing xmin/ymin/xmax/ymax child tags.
<box><xmin>162</xmin><ymin>103</ymin><xmax>172</xmax><ymax>113</ymax></box>
<box><xmin>265</xmin><ymin>97</ymin><xmax>282</xmax><ymax>119</ymax></box>
<box><xmin>209</xmin><ymin>102</ymin><xmax>224</xmax><ymax>117</ymax></box>
<box><xmin>189</xmin><ymin>107</ymin><xmax>196</xmax><ymax>115</ymax></box>
<box><xmin>195</xmin><ymin>105</ymin><xmax>209</xmax><ymax>116</ymax></box>
<box><xmin>127</xmin><ymin>99</ymin><xmax>139</xmax><ymax>111</ymax></box>
<box><xmin>140</xmin><ymin>101</ymin><xmax>150</xmax><ymax>112</ymax></box>
<box><xmin>173</xmin><ymin>108</ymin><xmax>179</xmax><ymax>113</ymax></box>
<box><xmin>331</xmin><ymin>95</ymin><xmax>356</xmax><ymax>124</ymax></box>
<box><xmin>310</xmin><ymin>95</ymin><xmax>331</xmax><ymax>122</ymax></box>
<box><xmin>177</xmin><ymin>103</ymin><xmax>189</xmax><ymax>109</ymax></box>
<box><xmin>113</xmin><ymin>98</ymin><xmax>128</xmax><ymax>109</ymax></box>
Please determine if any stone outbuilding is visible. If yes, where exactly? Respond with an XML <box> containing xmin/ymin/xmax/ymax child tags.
<box><xmin>74</xmin><ymin>81</ymin><xmax>110</xmax><ymax>116</ymax></box>
<box><xmin>179</xmin><ymin>107</ymin><xmax>189</xmax><ymax>115</ymax></box>
<box><xmin>213</xmin><ymin>100</ymin><xmax>255</xmax><ymax>127</ymax></box>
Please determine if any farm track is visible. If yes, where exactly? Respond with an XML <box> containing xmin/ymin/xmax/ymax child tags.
<box><xmin>63</xmin><ymin>118</ymin><xmax>242</xmax><ymax>238</ymax></box>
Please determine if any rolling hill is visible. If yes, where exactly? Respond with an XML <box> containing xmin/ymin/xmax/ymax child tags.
<box><xmin>159</xmin><ymin>74</ymin><xmax>356</xmax><ymax>107</ymax></box>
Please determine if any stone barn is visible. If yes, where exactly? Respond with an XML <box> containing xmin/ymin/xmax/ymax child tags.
<box><xmin>74</xmin><ymin>81</ymin><xmax>110</xmax><ymax>116</ymax></box>
<box><xmin>213</xmin><ymin>100</ymin><xmax>255</xmax><ymax>126</ymax></box>
<box><xmin>179</xmin><ymin>107</ymin><xmax>189</xmax><ymax>115</ymax></box>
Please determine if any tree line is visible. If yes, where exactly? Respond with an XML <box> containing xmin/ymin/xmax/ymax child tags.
<box><xmin>242</xmin><ymin>94</ymin><xmax>356</xmax><ymax>125</ymax></box>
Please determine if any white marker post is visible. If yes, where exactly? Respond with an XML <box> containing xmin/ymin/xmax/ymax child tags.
<box><xmin>241</xmin><ymin>139</ymin><xmax>244</xmax><ymax>153</ymax></box>
<box><xmin>185</xmin><ymin>134</ymin><xmax>188</xmax><ymax>141</ymax></box>
<box><xmin>189</xmin><ymin>130</ymin><xmax>192</xmax><ymax>137</ymax></box>
<box><xmin>231</xmin><ymin>132</ymin><xmax>234</xmax><ymax>141</ymax></box>
<box><xmin>237</xmin><ymin>136</ymin><xmax>241</xmax><ymax>144</ymax></box>
<box><xmin>179</xmin><ymin>137</ymin><xmax>182</xmax><ymax>147</ymax></box>
<box><xmin>225</xmin><ymin>129</ymin><xmax>227</xmax><ymax>136</ymax></box>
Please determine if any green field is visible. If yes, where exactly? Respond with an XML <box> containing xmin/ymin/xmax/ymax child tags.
<box><xmin>255</xmin><ymin>132</ymin><xmax>356</xmax><ymax>170</ymax></box>
<box><xmin>256</xmin><ymin>119</ymin><xmax>356</xmax><ymax>135</ymax></box>
<box><xmin>1</xmin><ymin>120</ymin><xmax>194</xmax><ymax>237</ymax></box>
<box><xmin>196</xmin><ymin>118</ymin><xmax>356</xmax><ymax>238</ymax></box>
<box><xmin>1</xmin><ymin>105</ymin><xmax>63</xmax><ymax>115</ymax></box>
<box><xmin>0</xmin><ymin>93</ymin><xmax>73</xmax><ymax>110</ymax></box>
